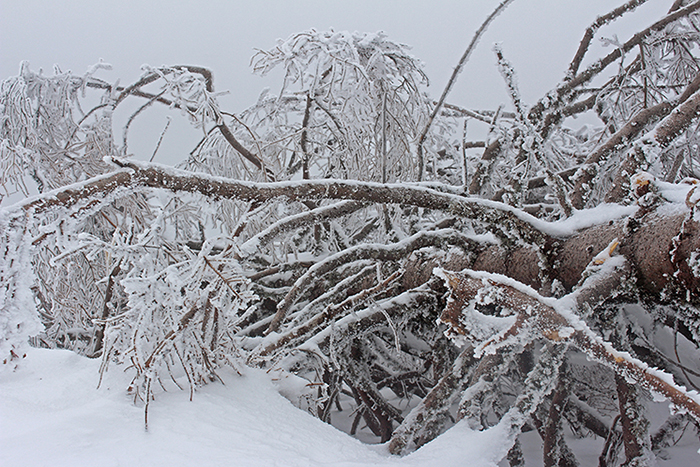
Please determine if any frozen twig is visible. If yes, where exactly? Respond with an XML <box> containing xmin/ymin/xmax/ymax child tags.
<box><xmin>267</xmin><ymin>229</ymin><xmax>482</xmax><ymax>333</ymax></box>
<box><xmin>567</xmin><ymin>0</ymin><xmax>650</xmax><ymax>79</ymax></box>
<box><xmin>416</xmin><ymin>0</ymin><xmax>516</xmax><ymax>180</ymax></box>
<box><xmin>529</xmin><ymin>1</ymin><xmax>700</xmax><ymax>126</ymax></box>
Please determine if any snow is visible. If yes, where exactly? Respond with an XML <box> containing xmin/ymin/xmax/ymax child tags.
<box><xmin>533</xmin><ymin>203</ymin><xmax>638</xmax><ymax>237</ymax></box>
<box><xmin>0</xmin><ymin>211</ymin><xmax>43</xmax><ymax>364</ymax></box>
<box><xmin>657</xmin><ymin>180</ymin><xmax>698</xmax><ymax>212</ymax></box>
<box><xmin>76</xmin><ymin>159</ymin><xmax>642</xmax><ymax>243</ymax></box>
<box><xmin>4</xmin><ymin>167</ymin><xmax>133</xmax><ymax>212</ymax></box>
<box><xmin>1</xmin><ymin>348</ymin><xmax>508</xmax><ymax>467</ymax></box>
<box><xmin>459</xmin><ymin>267</ymin><xmax>700</xmax><ymax>407</ymax></box>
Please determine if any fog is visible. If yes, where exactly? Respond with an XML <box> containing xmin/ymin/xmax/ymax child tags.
<box><xmin>0</xmin><ymin>0</ymin><xmax>673</xmax><ymax>163</ymax></box>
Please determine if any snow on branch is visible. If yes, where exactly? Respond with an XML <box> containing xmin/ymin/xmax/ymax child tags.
<box><xmin>267</xmin><ymin>228</ymin><xmax>486</xmax><ymax>333</ymax></box>
<box><xmin>251</xmin><ymin>268</ymin><xmax>402</xmax><ymax>361</ymax></box>
<box><xmin>388</xmin><ymin>344</ymin><xmax>477</xmax><ymax>455</ymax></box>
<box><xmin>437</xmin><ymin>268</ymin><xmax>700</xmax><ymax>423</ymax></box>
<box><xmin>571</xmin><ymin>71</ymin><xmax>700</xmax><ymax>208</ymax></box>
<box><xmin>239</xmin><ymin>200</ymin><xmax>365</xmax><ymax>257</ymax></box>
<box><xmin>0</xmin><ymin>212</ymin><xmax>42</xmax><ymax>366</ymax></box>
<box><xmin>529</xmin><ymin>0</ymin><xmax>700</xmax><ymax>125</ymax></box>
<box><xmin>567</xmin><ymin>0</ymin><xmax>650</xmax><ymax>79</ymax></box>
<box><xmin>16</xmin><ymin>158</ymin><xmax>557</xmax><ymax>245</ymax></box>
<box><xmin>416</xmin><ymin>0</ymin><xmax>516</xmax><ymax>180</ymax></box>
<box><xmin>494</xmin><ymin>45</ymin><xmax>573</xmax><ymax>217</ymax></box>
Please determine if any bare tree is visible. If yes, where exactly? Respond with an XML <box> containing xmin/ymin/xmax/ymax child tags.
<box><xmin>3</xmin><ymin>1</ymin><xmax>700</xmax><ymax>465</ymax></box>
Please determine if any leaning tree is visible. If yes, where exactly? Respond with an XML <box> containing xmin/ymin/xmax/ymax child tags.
<box><xmin>3</xmin><ymin>0</ymin><xmax>700</xmax><ymax>465</ymax></box>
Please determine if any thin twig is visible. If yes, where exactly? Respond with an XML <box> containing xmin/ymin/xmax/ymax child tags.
<box><xmin>416</xmin><ymin>0</ymin><xmax>517</xmax><ymax>180</ymax></box>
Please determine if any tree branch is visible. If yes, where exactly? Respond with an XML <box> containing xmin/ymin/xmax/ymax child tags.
<box><xmin>267</xmin><ymin>229</ymin><xmax>484</xmax><ymax>333</ymax></box>
<box><xmin>64</xmin><ymin>158</ymin><xmax>552</xmax><ymax>246</ymax></box>
<box><xmin>416</xmin><ymin>0</ymin><xmax>516</xmax><ymax>180</ymax></box>
<box><xmin>239</xmin><ymin>200</ymin><xmax>366</xmax><ymax>257</ymax></box>
<box><xmin>529</xmin><ymin>1</ymin><xmax>700</xmax><ymax>126</ymax></box>
<box><xmin>17</xmin><ymin>161</ymin><xmax>700</xmax><ymax>297</ymax></box>
<box><xmin>388</xmin><ymin>345</ymin><xmax>477</xmax><ymax>455</ymax></box>
<box><xmin>567</xmin><ymin>0</ymin><xmax>650</xmax><ymax>79</ymax></box>
<box><xmin>570</xmin><ymin>101</ymin><xmax>674</xmax><ymax>209</ymax></box>
<box><xmin>438</xmin><ymin>269</ymin><xmax>700</xmax><ymax>424</ymax></box>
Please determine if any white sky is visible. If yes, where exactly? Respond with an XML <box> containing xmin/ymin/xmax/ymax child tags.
<box><xmin>0</xmin><ymin>0</ymin><xmax>674</xmax><ymax>163</ymax></box>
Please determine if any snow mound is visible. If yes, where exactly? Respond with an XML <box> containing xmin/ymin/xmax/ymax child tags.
<box><xmin>1</xmin><ymin>348</ymin><xmax>505</xmax><ymax>467</ymax></box>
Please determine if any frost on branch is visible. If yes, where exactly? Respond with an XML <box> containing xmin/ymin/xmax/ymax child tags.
<box><xmin>0</xmin><ymin>211</ymin><xmax>42</xmax><ymax>366</ymax></box>
<box><xmin>437</xmin><ymin>267</ymin><xmax>700</xmax><ymax>464</ymax></box>
<box><xmin>100</xmin><ymin>232</ymin><xmax>255</xmax><ymax>426</ymax></box>
<box><xmin>234</xmin><ymin>30</ymin><xmax>440</xmax><ymax>184</ymax></box>
<box><xmin>3</xmin><ymin>2</ymin><xmax>700</xmax><ymax>463</ymax></box>
<box><xmin>0</xmin><ymin>62</ymin><xmax>116</xmax><ymax>194</ymax></box>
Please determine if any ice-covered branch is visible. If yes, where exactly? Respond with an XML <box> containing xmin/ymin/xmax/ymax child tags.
<box><xmin>388</xmin><ymin>345</ymin><xmax>477</xmax><ymax>455</ymax></box>
<box><xmin>529</xmin><ymin>0</ymin><xmax>700</xmax><ymax>125</ymax></box>
<box><xmin>17</xmin><ymin>158</ymin><xmax>552</xmax><ymax>246</ymax></box>
<box><xmin>416</xmin><ymin>0</ymin><xmax>516</xmax><ymax>180</ymax></box>
<box><xmin>438</xmin><ymin>269</ymin><xmax>700</xmax><ymax>423</ymax></box>
<box><xmin>606</xmin><ymin>83</ymin><xmax>700</xmax><ymax>202</ymax></box>
<box><xmin>571</xmin><ymin>71</ymin><xmax>700</xmax><ymax>208</ymax></box>
<box><xmin>252</xmin><ymin>268</ymin><xmax>401</xmax><ymax>360</ymax></box>
<box><xmin>494</xmin><ymin>45</ymin><xmax>573</xmax><ymax>217</ymax></box>
<box><xmin>267</xmin><ymin>229</ymin><xmax>484</xmax><ymax>333</ymax></box>
<box><xmin>0</xmin><ymin>212</ymin><xmax>42</xmax><ymax>365</ymax></box>
<box><xmin>239</xmin><ymin>200</ymin><xmax>365</xmax><ymax>257</ymax></box>
<box><xmin>567</xmin><ymin>0</ymin><xmax>650</xmax><ymax>79</ymax></box>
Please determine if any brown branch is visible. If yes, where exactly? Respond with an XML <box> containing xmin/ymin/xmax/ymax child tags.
<box><xmin>114</xmin><ymin>65</ymin><xmax>214</xmax><ymax>108</ymax></box>
<box><xmin>21</xmin><ymin>169</ymin><xmax>134</xmax><ymax>215</ymax></box>
<box><xmin>217</xmin><ymin>123</ymin><xmax>275</xmax><ymax>181</ymax></box>
<box><xmin>439</xmin><ymin>270</ymin><xmax>700</xmax><ymax>424</ymax></box>
<box><xmin>300</xmin><ymin>93</ymin><xmax>313</xmax><ymax>180</ymax></box>
<box><xmin>615</xmin><ymin>373</ymin><xmax>650</xmax><ymax>464</ymax></box>
<box><xmin>570</xmin><ymin>100</ymin><xmax>675</xmax><ymax>209</ymax></box>
<box><xmin>542</xmin><ymin>361</ymin><xmax>574</xmax><ymax>467</ymax></box>
<box><xmin>532</xmin><ymin>405</ymin><xmax>579</xmax><ymax>467</ymax></box>
<box><xmin>388</xmin><ymin>345</ymin><xmax>477</xmax><ymax>455</ymax></box>
<box><xmin>143</xmin><ymin>299</ymin><xmax>202</xmax><ymax>370</ymax></box>
<box><xmin>527</xmin><ymin>166</ymin><xmax>580</xmax><ymax>190</ymax></box>
<box><xmin>529</xmin><ymin>0</ymin><xmax>700</xmax><ymax>125</ymax></box>
<box><xmin>202</xmin><ymin>256</ymin><xmax>242</xmax><ymax>301</ymax></box>
<box><xmin>105</xmin><ymin>159</ymin><xmax>550</xmax><ymax>246</ymax></box>
<box><xmin>468</xmin><ymin>139</ymin><xmax>503</xmax><ymax>195</ymax></box>
<box><xmin>605</xmin><ymin>82</ymin><xmax>700</xmax><ymax>204</ymax></box>
<box><xmin>562</xmin><ymin>92</ymin><xmax>599</xmax><ymax>118</ymax></box>
<box><xmin>246</xmin><ymin>261</ymin><xmax>314</xmax><ymax>282</ymax></box>
<box><xmin>567</xmin><ymin>0</ymin><xmax>650</xmax><ymax>78</ymax></box>
<box><xmin>89</xmin><ymin>258</ymin><xmax>123</xmax><ymax>356</ymax></box>
<box><xmin>438</xmin><ymin>102</ymin><xmax>515</xmax><ymax>122</ymax></box>
<box><xmin>651</xmin><ymin>413</ymin><xmax>695</xmax><ymax>454</ymax></box>
<box><xmin>651</xmin><ymin>82</ymin><xmax>700</xmax><ymax>147</ymax></box>
<box><xmin>239</xmin><ymin>200</ymin><xmax>365</xmax><ymax>256</ymax></box>
<box><xmin>267</xmin><ymin>229</ymin><xmax>482</xmax><ymax>333</ymax></box>
<box><xmin>253</xmin><ymin>269</ymin><xmax>401</xmax><ymax>360</ymax></box>
<box><xmin>564</xmin><ymin>396</ymin><xmax>611</xmax><ymax>440</ymax></box>
<box><xmin>571</xmin><ymin>328</ymin><xmax>700</xmax><ymax>423</ymax></box>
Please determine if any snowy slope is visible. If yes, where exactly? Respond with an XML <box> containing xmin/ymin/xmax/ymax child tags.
<box><xmin>1</xmin><ymin>348</ymin><xmax>509</xmax><ymax>467</ymax></box>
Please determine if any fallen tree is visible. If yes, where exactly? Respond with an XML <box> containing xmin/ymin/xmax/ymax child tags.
<box><xmin>2</xmin><ymin>1</ymin><xmax>700</xmax><ymax>465</ymax></box>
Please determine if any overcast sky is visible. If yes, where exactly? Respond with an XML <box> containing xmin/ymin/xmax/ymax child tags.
<box><xmin>0</xmin><ymin>0</ymin><xmax>674</xmax><ymax>162</ymax></box>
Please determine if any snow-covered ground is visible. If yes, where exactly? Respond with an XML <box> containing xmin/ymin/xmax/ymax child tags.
<box><xmin>3</xmin><ymin>348</ymin><xmax>699</xmax><ymax>466</ymax></box>
<box><xmin>1</xmin><ymin>348</ymin><xmax>519</xmax><ymax>467</ymax></box>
